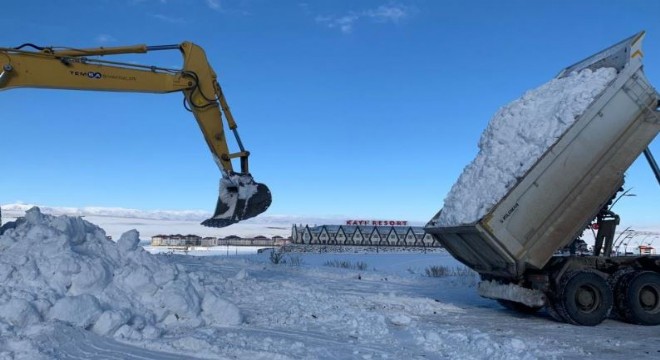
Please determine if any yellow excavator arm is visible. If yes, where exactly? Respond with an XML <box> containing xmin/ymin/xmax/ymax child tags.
<box><xmin>0</xmin><ymin>42</ymin><xmax>271</xmax><ymax>227</ymax></box>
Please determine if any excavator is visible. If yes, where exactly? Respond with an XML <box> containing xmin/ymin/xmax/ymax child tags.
<box><xmin>0</xmin><ymin>41</ymin><xmax>271</xmax><ymax>228</ymax></box>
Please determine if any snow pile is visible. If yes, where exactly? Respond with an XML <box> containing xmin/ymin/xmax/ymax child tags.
<box><xmin>436</xmin><ymin>67</ymin><xmax>617</xmax><ymax>226</ymax></box>
<box><xmin>415</xmin><ymin>328</ymin><xmax>534</xmax><ymax>359</ymax></box>
<box><xmin>0</xmin><ymin>207</ymin><xmax>241</xmax><ymax>341</ymax></box>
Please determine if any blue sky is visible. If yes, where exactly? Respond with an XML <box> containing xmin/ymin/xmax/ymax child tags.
<box><xmin>1</xmin><ymin>0</ymin><xmax>658</xmax><ymax>226</ymax></box>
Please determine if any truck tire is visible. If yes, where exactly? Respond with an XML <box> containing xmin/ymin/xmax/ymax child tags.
<box><xmin>497</xmin><ymin>299</ymin><xmax>542</xmax><ymax>314</ymax></box>
<box><xmin>557</xmin><ymin>271</ymin><xmax>613</xmax><ymax>326</ymax></box>
<box><xmin>616</xmin><ymin>271</ymin><xmax>660</xmax><ymax>325</ymax></box>
<box><xmin>609</xmin><ymin>268</ymin><xmax>635</xmax><ymax>321</ymax></box>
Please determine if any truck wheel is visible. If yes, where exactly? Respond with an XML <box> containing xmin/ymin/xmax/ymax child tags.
<box><xmin>616</xmin><ymin>271</ymin><xmax>660</xmax><ymax>325</ymax></box>
<box><xmin>611</xmin><ymin>269</ymin><xmax>635</xmax><ymax>320</ymax></box>
<box><xmin>557</xmin><ymin>271</ymin><xmax>613</xmax><ymax>326</ymax></box>
<box><xmin>497</xmin><ymin>299</ymin><xmax>542</xmax><ymax>314</ymax></box>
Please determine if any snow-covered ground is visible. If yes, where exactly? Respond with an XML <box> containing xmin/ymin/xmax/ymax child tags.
<box><xmin>144</xmin><ymin>245</ymin><xmax>272</xmax><ymax>257</ymax></box>
<box><xmin>1</xmin><ymin>209</ymin><xmax>659</xmax><ymax>360</ymax></box>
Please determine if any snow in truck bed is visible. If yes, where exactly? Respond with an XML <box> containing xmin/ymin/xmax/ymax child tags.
<box><xmin>435</xmin><ymin>67</ymin><xmax>617</xmax><ymax>227</ymax></box>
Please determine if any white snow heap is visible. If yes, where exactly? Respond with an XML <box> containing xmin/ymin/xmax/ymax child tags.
<box><xmin>0</xmin><ymin>207</ymin><xmax>242</xmax><ymax>340</ymax></box>
<box><xmin>436</xmin><ymin>67</ymin><xmax>617</xmax><ymax>226</ymax></box>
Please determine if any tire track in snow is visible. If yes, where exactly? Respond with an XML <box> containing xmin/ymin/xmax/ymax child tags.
<box><xmin>221</xmin><ymin>325</ymin><xmax>400</xmax><ymax>358</ymax></box>
<box><xmin>48</xmin><ymin>324</ymin><xmax>203</xmax><ymax>360</ymax></box>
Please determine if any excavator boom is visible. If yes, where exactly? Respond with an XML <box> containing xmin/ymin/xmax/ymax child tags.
<box><xmin>0</xmin><ymin>42</ymin><xmax>271</xmax><ymax>227</ymax></box>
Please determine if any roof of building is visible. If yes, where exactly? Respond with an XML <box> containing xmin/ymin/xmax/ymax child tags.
<box><xmin>305</xmin><ymin>225</ymin><xmax>426</xmax><ymax>235</ymax></box>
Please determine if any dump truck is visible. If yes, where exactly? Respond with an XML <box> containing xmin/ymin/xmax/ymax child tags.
<box><xmin>425</xmin><ymin>32</ymin><xmax>660</xmax><ymax>326</ymax></box>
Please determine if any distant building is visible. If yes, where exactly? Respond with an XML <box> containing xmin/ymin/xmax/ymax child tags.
<box><xmin>184</xmin><ymin>234</ymin><xmax>202</xmax><ymax>246</ymax></box>
<box><xmin>200</xmin><ymin>237</ymin><xmax>217</xmax><ymax>246</ymax></box>
<box><xmin>291</xmin><ymin>220</ymin><xmax>439</xmax><ymax>247</ymax></box>
<box><xmin>150</xmin><ymin>235</ymin><xmax>167</xmax><ymax>246</ymax></box>
<box><xmin>639</xmin><ymin>245</ymin><xmax>656</xmax><ymax>255</ymax></box>
<box><xmin>150</xmin><ymin>234</ymin><xmax>291</xmax><ymax>247</ymax></box>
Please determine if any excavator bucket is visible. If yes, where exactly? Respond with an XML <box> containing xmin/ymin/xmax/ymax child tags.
<box><xmin>201</xmin><ymin>172</ymin><xmax>272</xmax><ymax>228</ymax></box>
